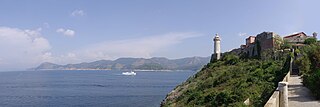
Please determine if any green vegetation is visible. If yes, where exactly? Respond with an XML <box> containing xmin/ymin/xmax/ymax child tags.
<box><xmin>162</xmin><ymin>52</ymin><xmax>291</xmax><ymax>107</ymax></box>
<box><xmin>295</xmin><ymin>43</ymin><xmax>320</xmax><ymax>99</ymax></box>
<box><xmin>136</xmin><ymin>63</ymin><xmax>164</xmax><ymax>70</ymax></box>
<box><xmin>304</xmin><ymin>38</ymin><xmax>317</xmax><ymax>45</ymax></box>
<box><xmin>274</xmin><ymin>35</ymin><xmax>284</xmax><ymax>49</ymax></box>
<box><xmin>281</xmin><ymin>40</ymin><xmax>292</xmax><ymax>49</ymax></box>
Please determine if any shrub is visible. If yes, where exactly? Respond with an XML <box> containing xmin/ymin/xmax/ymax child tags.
<box><xmin>300</xmin><ymin>43</ymin><xmax>320</xmax><ymax>99</ymax></box>
<box><xmin>303</xmin><ymin>69</ymin><xmax>320</xmax><ymax>99</ymax></box>
<box><xmin>304</xmin><ymin>38</ymin><xmax>317</xmax><ymax>45</ymax></box>
<box><xmin>222</xmin><ymin>54</ymin><xmax>240</xmax><ymax>65</ymax></box>
<box><xmin>281</xmin><ymin>40</ymin><xmax>292</xmax><ymax>49</ymax></box>
<box><xmin>295</xmin><ymin>54</ymin><xmax>311</xmax><ymax>74</ymax></box>
<box><xmin>162</xmin><ymin>52</ymin><xmax>290</xmax><ymax>106</ymax></box>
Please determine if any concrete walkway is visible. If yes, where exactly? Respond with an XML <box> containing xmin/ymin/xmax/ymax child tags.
<box><xmin>288</xmin><ymin>75</ymin><xmax>320</xmax><ymax>107</ymax></box>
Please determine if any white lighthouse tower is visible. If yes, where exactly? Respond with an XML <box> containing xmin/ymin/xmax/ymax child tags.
<box><xmin>213</xmin><ymin>34</ymin><xmax>221</xmax><ymax>60</ymax></box>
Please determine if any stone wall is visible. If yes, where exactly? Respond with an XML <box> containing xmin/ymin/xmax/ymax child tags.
<box><xmin>264</xmin><ymin>57</ymin><xmax>292</xmax><ymax>107</ymax></box>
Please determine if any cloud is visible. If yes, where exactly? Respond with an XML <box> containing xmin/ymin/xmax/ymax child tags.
<box><xmin>0</xmin><ymin>27</ymin><xmax>51</xmax><ymax>70</ymax></box>
<box><xmin>56</xmin><ymin>28</ymin><xmax>75</xmax><ymax>37</ymax></box>
<box><xmin>0</xmin><ymin>28</ymin><xmax>201</xmax><ymax>70</ymax></box>
<box><xmin>45</xmin><ymin>32</ymin><xmax>202</xmax><ymax>65</ymax></box>
<box><xmin>53</xmin><ymin>32</ymin><xmax>202</xmax><ymax>63</ymax></box>
<box><xmin>238</xmin><ymin>32</ymin><xmax>247</xmax><ymax>36</ymax></box>
<box><xmin>71</xmin><ymin>10</ymin><xmax>85</xmax><ymax>16</ymax></box>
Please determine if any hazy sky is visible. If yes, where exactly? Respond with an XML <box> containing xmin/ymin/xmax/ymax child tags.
<box><xmin>0</xmin><ymin>0</ymin><xmax>319</xmax><ymax>70</ymax></box>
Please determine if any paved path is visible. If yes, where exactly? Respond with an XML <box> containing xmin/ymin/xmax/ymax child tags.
<box><xmin>288</xmin><ymin>75</ymin><xmax>320</xmax><ymax>107</ymax></box>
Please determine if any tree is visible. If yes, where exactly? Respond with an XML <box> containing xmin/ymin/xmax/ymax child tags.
<box><xmin>222</xmin><ymin>54</ymin><xmax>239</xmax><ymax>65</ymax></box>
<box><xmin>295</xmin><ymin>53</ymin><xmax>310</xmax><ymax>74</ymax></box>
<box><xmin>304</xmin><ymin>38</ymin><xmax>317</xmax><ymax>45</ymax></box>
<box><xmin>261</xmin><ymin>49</ymin><xmax>274</xmax><ymax>60</ymax></box>
<box><xmin>274</xmin><ymin>35</ymin><xmax>283</xmax><ymax>49</ymax></box>
<box><xmin>281</xmin><ymin>40</ymin><xmax>292</xmax><ymax>49</ymax></box>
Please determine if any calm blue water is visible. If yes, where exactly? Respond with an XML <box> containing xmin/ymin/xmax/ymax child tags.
<box><xmin>0</xmin><ymin>70</ymin><xmax>195</xmax><ymax>107</ymax></box>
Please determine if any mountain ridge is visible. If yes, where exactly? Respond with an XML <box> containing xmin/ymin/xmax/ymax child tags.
<box><xmin>33</xmin><ymin>56</ymin><xmax>210</xmax><ymax>71</ymax></box>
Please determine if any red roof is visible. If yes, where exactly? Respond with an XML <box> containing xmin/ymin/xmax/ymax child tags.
<box><xmin>284</xmin><ymin>32</ymin><xmax>307</xmax><ymax>38</ymax></box>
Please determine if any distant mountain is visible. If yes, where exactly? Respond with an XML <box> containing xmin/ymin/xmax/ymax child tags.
<box><xmin>33</xmin><ymin>56</ymin><xmax>210</xmax><ymax>71</ymax></box>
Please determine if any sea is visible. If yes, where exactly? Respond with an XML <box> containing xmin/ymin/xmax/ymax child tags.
<box><xmin>0</xmin><ymin>70</ymin><xmax>196</xmax><ymax>107</ymax></box>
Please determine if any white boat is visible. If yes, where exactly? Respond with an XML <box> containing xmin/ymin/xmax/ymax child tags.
<box><xmin>122</xmin><ymin>71</ymin><xmax>136</xmax><ymax>76</ymax></box>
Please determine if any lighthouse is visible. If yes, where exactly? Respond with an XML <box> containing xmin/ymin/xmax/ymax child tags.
<box><xmin>211</xmin><ymin>34</ymin><xmax>221</xmax><ymax>62</ymax></box>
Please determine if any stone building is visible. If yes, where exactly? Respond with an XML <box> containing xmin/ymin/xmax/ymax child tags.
<box><xmin>255</xmin><ymin>32</ymin><xmax>281</xmax><ymax>51</ymax></box>
<box><xmin>283</xmin><ymin>32</ymin><xmax>308</xmax><ymax>44</ymax></box>
<box><xmin>283</xmin><ymin>32</ymin><xmax>318</xmax><ymax>47</ymax></box>
<box><xmin>236</xmin><ymin>32</ymin><xmax>282</xmax><ymax>57</ymax></box>
<box><xmin>246</xmin><ymin>36</ymin><xmax>255</xmax><ymax>47</ymax></box>
<box><xmin>226</xmin><ymin>31</ymin><xmax>317</xmax><ymax>59</ymax></box>
<box><xmin>245</xmin><ymin>42</ymin><xmax>257</xmax><ymax>57</ymax></box>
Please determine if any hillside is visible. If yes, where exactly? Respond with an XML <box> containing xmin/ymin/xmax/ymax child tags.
<box><xmin>161</xmin><ymin>53</ymin><xmax>291</xmax><ymax>106</ymax></box>
<box><xmin>33</xmin><ymin>56</ymin><xmax>210</xmax><ymax>71</ymax></box>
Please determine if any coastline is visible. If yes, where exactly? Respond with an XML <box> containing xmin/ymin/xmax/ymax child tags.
<box><xmin>32</xmin><ymin>69</ymin><xmax>193</xmax><ymax>72</ymax></box>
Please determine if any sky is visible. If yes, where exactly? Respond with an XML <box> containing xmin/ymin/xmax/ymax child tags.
<box><xmin>0</xmin><ymin>0</ymin><xmax>319</xmax><ymax>71</ymax></box>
